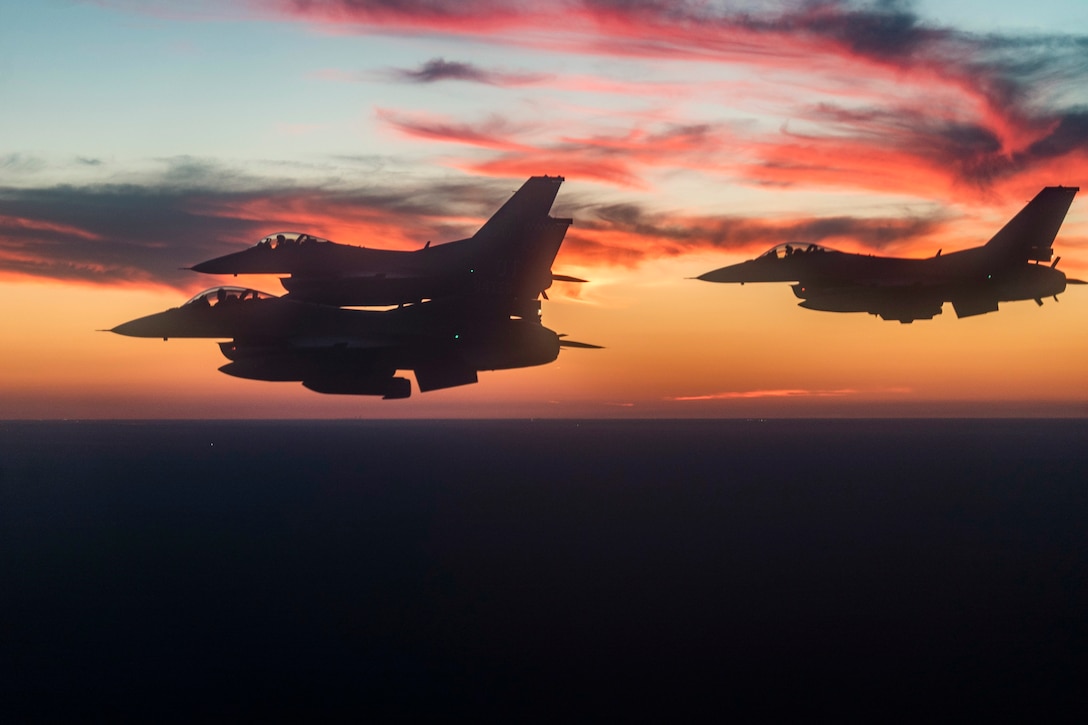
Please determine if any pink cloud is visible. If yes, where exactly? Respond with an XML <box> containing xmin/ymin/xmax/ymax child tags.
<box><xmin>0</xmin><ymin>214</ymin><xmax>103</xmax><ymax>242</ymax></box>
<box><xmin>376</xmin><ymin>109</ymin><xmax>539</xmax><ymax>152</ymax></box>
<box><xmin>669</xmin><ymin>387</ymin><xmax>912</xmax><ymax>401</ymax></box>
<box><xmin>670</xmin><ymin>389</ymin><xmax>859</xmax><ymax>401</ymax></box>
<box><xmin>265</xmin><ymin>1</ymin><xmax>1086</xmax><ymax>200</ymax></box>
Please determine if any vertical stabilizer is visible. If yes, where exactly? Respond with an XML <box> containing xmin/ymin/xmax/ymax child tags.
<box><xmin>472</xmin><ymin>175</ymin><xmax>565</xmax><ymax>245</ymax></box>
<box><xmin>466</xmin><ymin>176</ymin><xmax>571</xmax><ymax>315</ymax></box>
<box><xmin>984</xmin><ymin>186</ymin><xmax>1078</xmax><ymax>263</ymax></box>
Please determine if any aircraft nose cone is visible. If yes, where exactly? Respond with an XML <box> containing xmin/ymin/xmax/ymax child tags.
<box><xmin>697</xmin><ymin>265</ymin><xmax>744</xmax><ymax>283</ymax></box>
<box><xmin>191</xmin><ymin>247</ymin><xmax>289</xmax><ymax>275</ymax></box>
<box><xmin>109</xmin><ymin>310</ymin><xmax>175</xmax><ymax>338</ymax></box>
<box><xmin>110</xmin><ymin>319</ymin><xmax>148</xmax><ymax>337</ymax></box>
<box><xmin>190</xmin><ymin>252</ymin><xmax>243</xmax><ymax>274</ymax></box>
<box><xmin>190</xmin><ymin>249</ymin><xmax>254</xmax><ymax>274</ymax></box>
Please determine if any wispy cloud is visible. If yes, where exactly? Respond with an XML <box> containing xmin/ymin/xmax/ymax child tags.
<box><xmin>669</xmin><ymin>389</ymin><xmax>861</xmax><ymax>401</ymax></box>
<box><xmin>375</xmin><ymin>111</ymin><xmax>739</xmax><ymax>188</ymax></box>
<box><xmin>749</xmin><ymin>104</ymin><xmax>1088</xmax><ymax>192</ymax></box>
<box><xmin>1</xmin><ymin>153</ymin><xmax>47</xmax><ymax>175</ymax></box>
<box><xmin>268</xmin><ymin>0</ymin><xmax>1088</xmax><ymax>194</ymax></box>
<box><xmin>387</xmin><ymin>57</ymin><xmax>547</xmax><ymax>85</ymax></box>
<box><xmin>316</xmin><ymin>58</ymin><xmax>548</xmax><ymax>86</ymax></box>
<box><xmin>669</xmin><ymin>386</ymin><xmax>913</xmax><ymax>401</ymax></box>
<box><xmin>377</xmin><ymin>109</ymin><xmax>539</xmax><ymax>152</ymax></box>
<box><xmin>564</xmin><ymin>201</ymin><xmax>949</xmax><ymax>265</ymax></box>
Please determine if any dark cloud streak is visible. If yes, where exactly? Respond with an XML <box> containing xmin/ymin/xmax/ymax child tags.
<box><xmin>0</xmin><ymin>173</ymin><xmax>952</xmax><ymax>286</ymax></box>
<box><xmin>388</xmin><ymin>57</ymin><xmax>546</xmax><ymax>85</ymax></box>
<box><xmin>0</xmin><ymin>184</ymin><xmax>265</xmax><ymax>287</ymax></box>
<box><xmin>571</xmin><ymin>200</ymin><xmax>946</xmax><ymax>263</ymax></box>
<box><xmin>796</xmin><ymin>102</ymin><xmax>1088</xmax><ymax>187</ymax></box>
<box><xmin>0</xmin><ymin>172</ymin><xmax>551</xmax><ymax>287</ymax></box>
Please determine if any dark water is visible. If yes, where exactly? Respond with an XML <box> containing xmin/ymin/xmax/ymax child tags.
<box><xmin>2</xmin><ymin>419</ymin><xmax>1086</xmax><ymax>720</ymax></box>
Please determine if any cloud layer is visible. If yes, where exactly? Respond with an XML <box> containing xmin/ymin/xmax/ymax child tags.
<box><xmin>5</xmin><ymin>1</ymin><xmax>1085</xmax><ymax>287</ymax></box>
<box><xmin>285</xmin><ymin>0</ymin><xmax>1088</xmax><ymax>193</ymax></box>
<box><xmin>0</xmin><ymin>163</ymin><xmax>956</xmax><ymax>287</ymax></box>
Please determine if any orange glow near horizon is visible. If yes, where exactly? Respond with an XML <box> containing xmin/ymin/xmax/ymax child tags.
<box><xmin>3</xmin><ymin>179</ymin><xmax>1086</xmax><ymax>420</ymax></box>
<box><xmin>4</xmin><ymin>240</ymin><xmax>1086</xmax><ymax>419</ymax></box>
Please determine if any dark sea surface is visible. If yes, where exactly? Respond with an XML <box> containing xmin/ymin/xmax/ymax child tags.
<box><xmin>2</xmin><ymin>419</ymin><xmax>1086</xmax><ymax>720</ymax></box>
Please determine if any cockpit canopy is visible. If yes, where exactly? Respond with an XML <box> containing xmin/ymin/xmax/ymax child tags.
<box><xmin>255</xmin><ymin>232</ymin><xmax>331</xmax><ymax>249</ymax></box>
<box><xmin>183</xmin><ymin>287</ymin><xmax>277</xmax><ymax>308</ymax></box>
<box><xmin>758</xmin><ymin>242</ymin><xmax>832</xmax><ymax>260</ymax></box>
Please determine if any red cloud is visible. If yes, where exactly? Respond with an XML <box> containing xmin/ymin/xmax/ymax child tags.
<box><xmin>0</xmin><ymin>215</ymin><xmax>104</xmax><ymax>242</ymax></box>
<box><xmin>374</xmin><ymin>99</ymin><xmax>1085</xmax><ymax>210</ymax></box>
<box><xmin>376</xmin><ymin>110</ymin><xmax>733</xmax><ymax>189</ymax></box>
<box><xmin>376</xmin><ymin>109</ymin><xmax>538</xmax><ymax>153</ymax></box>
<box><xmin>270</xmin><ymin>1</ymin><xmax>1085</xmax><ymax>200</ymax></box>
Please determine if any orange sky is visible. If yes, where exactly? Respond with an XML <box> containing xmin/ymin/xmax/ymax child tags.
<box><xmin>3</xmin><ymin>240</ymin><xmax>1086</xmax><ymax>418</ymax></box>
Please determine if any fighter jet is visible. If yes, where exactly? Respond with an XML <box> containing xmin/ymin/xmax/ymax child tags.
<box><xmin>698</xmin><ymin>186</ymin><xmax>1083</xmax><ymax>323</ymax></box>
<box><xmin>189</xmin><ymin>175</ymin><xmax>581</xmax><ymax>318</ymax></box>
<box><xmin>109</xmin><ymin>286</ymin><xmax>599</xmax><ymax>398</ymax></box>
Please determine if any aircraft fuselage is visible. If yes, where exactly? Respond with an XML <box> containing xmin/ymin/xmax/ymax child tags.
<box><xmin>189</xmin><ymin>176</ymin><xmax>573</xmax><ymax>310</ymax></box>
<box><xmin>697</xmin><ymin>186</ymin><xmax>1080</xmax><ymax>322</ymax></box>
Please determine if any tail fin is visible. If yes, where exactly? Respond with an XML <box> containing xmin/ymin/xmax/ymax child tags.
<box><xmin>466</xmin><ymin>176</ymin><xmax>573</xmax><ymax>316</ymax></box>
<box><xmin>984</xmin><ymin>186</ymin><xmax>1078</xmax><ymax>263</ymax></box>
<box><xmin>472</xmin><ymin>175</ymin><xmax>565</xmax><ymax>245</ymax></box>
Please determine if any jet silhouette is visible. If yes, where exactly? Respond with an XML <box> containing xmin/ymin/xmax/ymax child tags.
<box><xmin>698</xmin><ymin>186</ymin><xmax>1083</xmax><ymax>323</ymax></box>
<box><xmin>190</xmin><ymin>175</ymin><xmax>581</xmax><ymax>318</ymax></box>
<box><xmin>110</xmin><ymin>286</ymin><xmax>599</xmax><ymax>398</ymax></box>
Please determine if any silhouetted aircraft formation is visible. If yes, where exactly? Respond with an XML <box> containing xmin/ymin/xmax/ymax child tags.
<box><xmin>111</xmin><ymin>176</ymin><xmax>599</xmax><ymax>398</ymax></box>
<box><xmin>112</xmin><ymin>181</ymin><xmax>1084</xmax><ymax>396</ymax></box>
<box><xmin>698</xmin><ymin>186</ymin><xmax>1083</xmax><ymax>323</ymax></box>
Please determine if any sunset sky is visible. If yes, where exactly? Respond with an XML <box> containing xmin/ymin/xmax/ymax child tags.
<box><xmin>2</xmin><ymin>0</ymin><xmax>1087</xmax><ymax>418</ymax></box>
